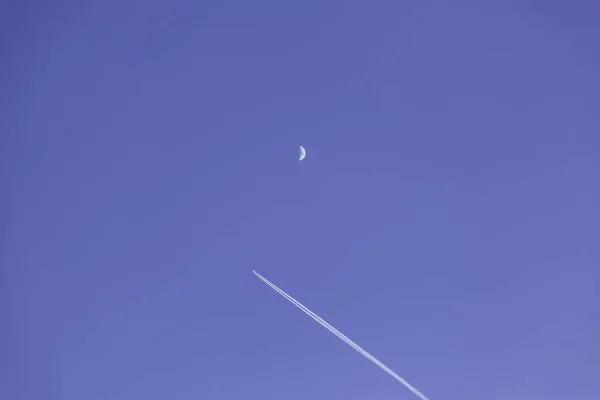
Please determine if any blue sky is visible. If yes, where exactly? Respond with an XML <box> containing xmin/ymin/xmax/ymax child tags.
<box><xmin>2</xmin><ymin>1</ymin><xmax>599</xmax><ymax>399</ymax></box>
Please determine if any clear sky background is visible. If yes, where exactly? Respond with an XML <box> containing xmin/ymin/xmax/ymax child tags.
<box><xmin>2</xmin><ymin>1</ymin><xmax>599</xmax><ymax>399</ymax></box>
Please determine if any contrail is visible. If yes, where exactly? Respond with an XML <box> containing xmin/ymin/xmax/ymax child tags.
<box><xmin>252</xmin><ymin>270</ymin><xmax>429</xmax><ymax>400</ymax></box>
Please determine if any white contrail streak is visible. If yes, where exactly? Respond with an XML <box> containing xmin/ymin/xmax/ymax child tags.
<box><xmin>252</xmin><ymin>270</ymin><xmax>429</xmax><ymax>400</ymax></box>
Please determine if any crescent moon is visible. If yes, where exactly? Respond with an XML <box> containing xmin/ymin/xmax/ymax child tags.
<box><xmin>298</xmin><ymin>145</ymin><xmax>306</xmax><ymax>161</ymax></box>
